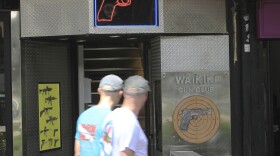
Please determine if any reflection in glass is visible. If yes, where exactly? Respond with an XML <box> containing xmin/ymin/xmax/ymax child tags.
<box><xmin>0</xmin><ymin>21</ymin><xmax>6</xmax><ymax>155</ymax></box>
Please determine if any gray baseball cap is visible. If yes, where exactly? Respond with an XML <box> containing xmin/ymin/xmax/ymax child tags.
<box><xmin>123</xmin><ymin>75</ymin><xmax>150</xmax><ymax>95</ymax></box>
<box><xmin>99</xmin><ymin>74</ymin><xmax>123</xmax><ymax>92</ymax></box>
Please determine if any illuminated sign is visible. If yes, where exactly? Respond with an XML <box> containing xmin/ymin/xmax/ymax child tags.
<box><xmin>94</xmin><ymin>0</ymin><xmax>158</xmax><ymax>26</ymax></box>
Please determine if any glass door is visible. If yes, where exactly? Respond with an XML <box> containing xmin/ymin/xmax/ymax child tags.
<box><xmin>0</xmin><ymin>11</ymin><xmax>12</xmax><ymax>156</ymax></box>
<box><xmin>0</xmin><ymin>18</ymin><xmax>6</xmax><ymax>156</ymax></box>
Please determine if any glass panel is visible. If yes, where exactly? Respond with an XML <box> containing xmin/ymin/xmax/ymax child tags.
<box><xmin>0</xmin><ymin>21</ymin><xmax>6</xmax><ymax>155</ymax></box>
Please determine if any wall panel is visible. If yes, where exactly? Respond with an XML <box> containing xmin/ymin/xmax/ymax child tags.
<box><xmin>22</xmin><ymin>40</ymin><xmax>74</xmax><ymax>155</ymax></box>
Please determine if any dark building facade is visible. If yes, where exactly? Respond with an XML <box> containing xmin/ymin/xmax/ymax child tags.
<box><xmin>1</xmin><ymin>0</ymin><xmax>280</xmax><ymax>156</ymax></box>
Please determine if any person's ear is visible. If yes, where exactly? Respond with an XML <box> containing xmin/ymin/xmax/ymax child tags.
<box><xmin>97</xmin><ymin>88</ymin><xmax>102</xmax><ymax>93</ymax></box>
<box><xmin>123</xmin><ymin>92</ymin><xmax>128</xmax><ymax>98</ymax></box>
<box><xmin>119</xmin><ymin>90</ymin><xmax>123</xmax><ymax>96</ymax></box>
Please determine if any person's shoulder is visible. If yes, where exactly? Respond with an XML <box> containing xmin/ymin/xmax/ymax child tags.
<box><xmin>110</xmin><ymin>108</ymin><xmax>136</xmax><ymax>123</ymax></box>
<box><xmin>85</xmin><ymin>106</ymin><xmax>96</xmax><ymax>112</ymax></box>
<box><xmin>104</xmin><ymin>108</ymin><xmax>122</xmax><ymax>120</ymax></box>
<box><xmin>78</xmin><ymin>106</ymin><xmax>97</xmax><ymax>117</ymax></box>
<box><xmin>110</xmin><ymin>108</ymin><xmax>127</xmax><ymax>116</ymax></box>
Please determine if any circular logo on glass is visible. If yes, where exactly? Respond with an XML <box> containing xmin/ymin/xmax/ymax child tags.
<box><xmin>173</xmin><ymin>95</ymin><xmax>220</xmax><ymax>144</ymax></box>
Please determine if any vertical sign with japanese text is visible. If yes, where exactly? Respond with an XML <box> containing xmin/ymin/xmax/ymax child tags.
<box><xmin>38</xmin><ymin>83</ymin><xmax>61</xmax><ymax>152</ymax></box>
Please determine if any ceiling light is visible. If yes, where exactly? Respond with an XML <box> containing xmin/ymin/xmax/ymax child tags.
<box><xmin>58</xmin><ymin>38</ymin><xmax>69</xmax><ymax>41</ymax></box>
<box><xmin>76</xmin><ymin>40</ymin><xmax>86</xmax><ymax>43</ymax></box>
<box><xmin>109</xmin><ymin>35</ymin><xmax>121</xmax><ymax>38</ymax></box>
<box><xmin>127</xmin><ymin>37</ymin><xmax>137</xmax><ymax>40</ymax></box>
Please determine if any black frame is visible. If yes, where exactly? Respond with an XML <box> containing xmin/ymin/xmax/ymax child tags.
<box><xmin>225</xmin><ymin>0</ymin><xmax>244</xmax><ymax>156</ymax></box>
<box><xmin>0</xmin><ymin>11</ymin><xmax>12</xmax><ymax>156</ymax></box>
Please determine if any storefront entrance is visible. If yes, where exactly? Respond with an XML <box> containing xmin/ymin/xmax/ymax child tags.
<box><xmin>77</xmin><ymin>37</ymin><xmax>154</xmax><ymax>155</ymax></box>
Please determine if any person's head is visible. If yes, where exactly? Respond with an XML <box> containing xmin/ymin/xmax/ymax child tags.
<box><xmin>123</xmin><ymin>75</ymin><xmax>150</xmax><ymax>105</ymax></box>
<box><xmin>98</xmin><ymin>74</ymin><xmax>123</xmax><ymax>105</ymax></box>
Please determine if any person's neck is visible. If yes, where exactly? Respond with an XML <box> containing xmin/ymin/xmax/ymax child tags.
<box><xmin>121</xmin><ymin>101</ymin><xmax>141</xmax><ymax>116</ymax></box>
<box><xmin>97</xmin><ymin>97</ymin><xmax>114</xmax><ymax>109</ymax></box>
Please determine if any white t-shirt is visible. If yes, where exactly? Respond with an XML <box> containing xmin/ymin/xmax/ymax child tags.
<box><xmin>101</xmin><ymin>108</ymin><xmax>148</xmax><ymax>156</ymax></box>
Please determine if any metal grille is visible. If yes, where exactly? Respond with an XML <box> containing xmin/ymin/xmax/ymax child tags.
<box><xmin>82</xmin><ymin>43</ymin><xmax>145</xmax><ymax>105</ymax></box>
<box><xmin>163</xmin><ymin>0</ymin><xmax>226</xmax><ymax>33</ymax></box>
<box><xmin>21</xmin><ymin>0</ymin><xmax>89</xmax><ymax>37</ymax></box>
<box><xmin>22</xmin><ymin>40</ymin><xmax>73</xmax><ymax>155</ymax></box>
<box><xmin>151</xmin><ymin>37</ymin><xmax>161</xmax><ymax>80</ymax></box>
<box><xmin>161</xmin><ymin>35</ymin><xmax>229</xmax><ymax>72</ymax></box>
<box><xmin>80</xmin><ymin>43</ymin><xmax>149</xmax><ymax>137</ymax></box>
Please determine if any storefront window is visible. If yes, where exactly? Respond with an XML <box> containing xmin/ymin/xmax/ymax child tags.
<box><xmin>0</xmin><ymin>21</ymin><xmax>6</xmax><ymax>155</ymax></box>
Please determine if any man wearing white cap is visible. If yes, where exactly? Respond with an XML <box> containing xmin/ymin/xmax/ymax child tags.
<box><xmin>101</xmin><ymin>75</ymin><xmax>150</xmax><ymax>156</ymax></box>
<box><xmin>74</xmin><ymin>74</ymin><xmax>123</xmax><ymax>156</ymax></box>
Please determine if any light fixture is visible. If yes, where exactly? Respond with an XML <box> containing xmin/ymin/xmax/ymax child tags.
<box><xmin>76</xmin><ymin>40</ymin><xmax>86</xmax><ymax>43</ymax></box>
<box><xmin>58</xmin><ymin>38</ymin><xmax>69</xmax><ymax>41</ymax></box>
<box><xmin>11</xmin><ymin>12</ymin><xmax>18</xmax><ymax>19</ymax></box>
<box><xmin>109</xmin><ymin>35</ymin><xmax>121</xmax><ymax>38</ymax></box>
<box><xmin>127</xmin><ymin>37</ymin><xmax>137</xmax><ymax>40</ymax></box>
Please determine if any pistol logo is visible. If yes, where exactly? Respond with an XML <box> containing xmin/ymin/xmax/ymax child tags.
<box><xmin>97</xmin><ymin>0</ymin><xmax>132</xmax><ymax>22</ymax></box>
<box><xmin>172</xmin><ymin>95</ymin><xmax>220</xmax><ymax>144</ymax></box>
<box><xmin>180</xmin><ymin>108</ymin><xmax>212</xmax><ymax>130</ymax></box>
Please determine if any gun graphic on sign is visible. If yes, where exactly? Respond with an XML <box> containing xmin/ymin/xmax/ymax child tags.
<box><xmin>48</xmin><ymin>138</ymin><xmax>53</xmax><ymax>146</ymax></box>
<box><xmin>97</xmin><ymin>0</ymin><xmax>132</xmax><ymax>22</ymax></box>
<box><xmin>45</xmin><ymin>96</ymin><xmax>57</xmax><ymax>105</ymax></box>
<box><xmin>54</xmin><ymin>139</ymin><xmax>59</xmax><ymax>147</ymax></box>
<box><xmin>46</xmin><ymin>116</ymin><xmax>58</xmax><ymax>125</ymax></box>
<box><xmin>180</xmin><ymin>108</ymin><xmax>212</xmax><ymax>130</ymax></box>
<box><xmin>40</xmin><ymin>107</ymin><xmax>53</xmax><ymax>117</ymax></box>
<box><xmin>40</xmin><ymin>126</ymin><xmax>50</xmax><ymax>136</ymax></box>
<box><xmin>39</xmin><ymin>86</ymin><xmax>52</xmax><ymax>95</ymax></box>
<box><xmin>53</xmin><ymin>128</ymin><xmax>58</xmax><ymax>137</ymax></box>
<box><xmin>41</xmin><ymin>139</ymin><xmax>47</xmax><ymax>149</ymax></box>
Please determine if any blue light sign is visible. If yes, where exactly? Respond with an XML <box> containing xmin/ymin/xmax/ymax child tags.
<box><xmin>94</xmin><ymin>0</ymin><xmax>158</xmax><ymax>27</ymax></box>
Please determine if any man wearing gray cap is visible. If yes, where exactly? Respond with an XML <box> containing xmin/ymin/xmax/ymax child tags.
<box><xmin>74</xmin><ymin>74</ymin><xmax>123</xmax><ymax>156</ymax></box>
<box><xmin>101</xmin><ymin>75</ymin><xmax>150</xmax><ymax>156</ymax></box>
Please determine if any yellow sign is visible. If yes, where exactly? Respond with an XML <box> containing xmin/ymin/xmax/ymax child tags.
<box><xmin>38</xmin><ymin>83</ymin><xmax>61</xmax><ymax>151</ymax></box>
